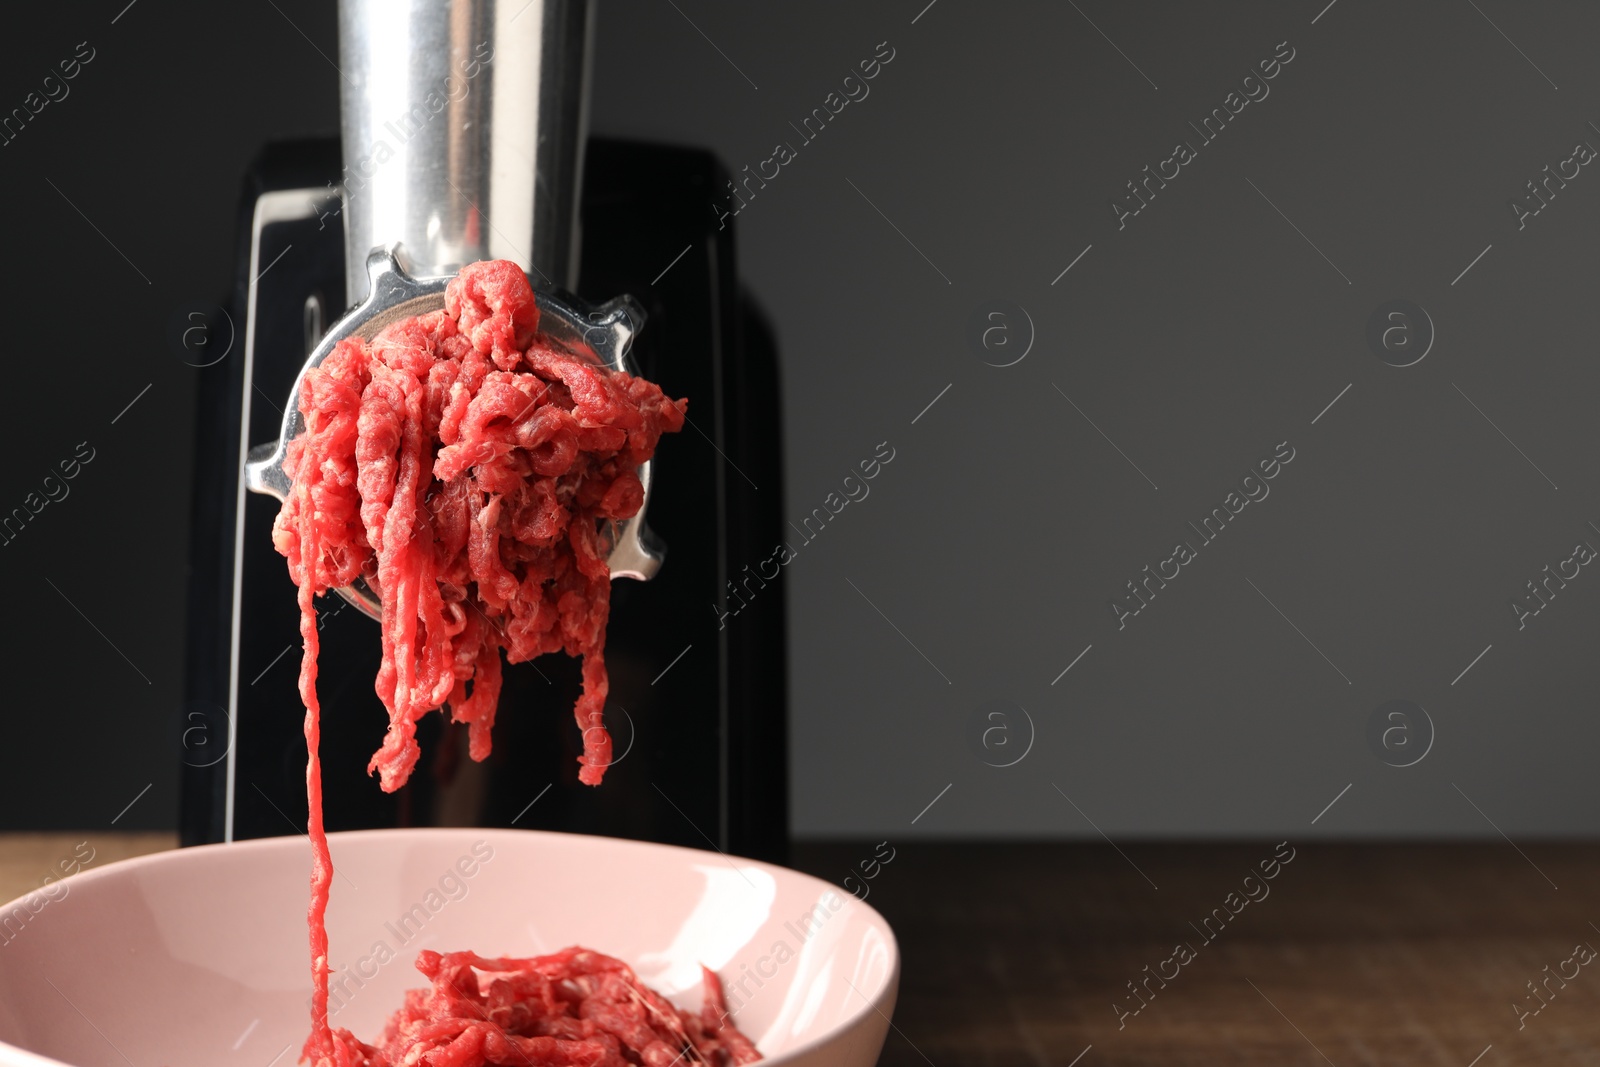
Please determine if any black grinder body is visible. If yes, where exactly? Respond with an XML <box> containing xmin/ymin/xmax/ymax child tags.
<box><xmin>180</xmin><ymin>138</ymin><xmax>788</xmax><ymax>864</ymax></box>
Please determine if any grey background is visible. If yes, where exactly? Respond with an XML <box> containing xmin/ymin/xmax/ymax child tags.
<box><xmin>2</xmin><ymin>0</ymin><xmax>1596</xmax><ymax>840</ymax></box>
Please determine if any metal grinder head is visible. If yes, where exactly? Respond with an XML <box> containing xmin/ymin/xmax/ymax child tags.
<box><xmin>242</xmin><ymin>0</ymin><xmax>665</xmax><ymax>619</ymax></box>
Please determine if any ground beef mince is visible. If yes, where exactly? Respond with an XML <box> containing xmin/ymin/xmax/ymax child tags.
<box><xmin>272</xmin><ymin>260</ymin><xmax>690</xmax><ymax>1066</ymax></box>
<box><xmin>275</xmin><ymin>258</ymin><xmax>684</xmax><ymax>791</ymax></box>
<box><xmin>323</xmin><ymin>948</ymin><xmax>763</xmax><ymax>1067</ymax></box>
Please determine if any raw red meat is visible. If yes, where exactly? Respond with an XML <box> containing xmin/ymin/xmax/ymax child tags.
<box><xmin>272</xmin><ymin>260</ymin><xmax>691</xmax><ymax>1065</ymax></box>
<box><xmin>275</xmin><ymin>258</ymin><xmax>684</xmax><ymax>793</ymax></box>
<box><xmin>319</xmin><ymin>948</ymin><xmax>763</xmax><ymax>1067</ymax></box>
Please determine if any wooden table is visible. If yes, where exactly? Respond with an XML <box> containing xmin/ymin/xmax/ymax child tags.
<box><xmin>792</xmin><ymin>841</ymin><xmax>1600</xmax><ymax>1067</ymax></box>
<box><xmin>0</xmin><ymin>832</ymin><xmax>176</xmax><ymax>903</ymax></box>
<box><xmin>6</xmin><ymin>835</ymin><xmax>1597</xmax><ymax>1066</ymax></box>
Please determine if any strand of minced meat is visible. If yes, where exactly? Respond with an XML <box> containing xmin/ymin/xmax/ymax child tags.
<box><xmin>272</xmin><ymin>260</ymin><xmax>686</xmax><ymax>1065</ymax></box>
<box><xmin>277</xmin><ymin>327</ymin><xmax>367</xmax><ymax>1066</ymax></box>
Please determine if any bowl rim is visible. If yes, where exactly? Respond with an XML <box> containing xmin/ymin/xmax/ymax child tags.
<box><xmin>0</xmin><ymin>826</ymin><xmax>900</xmax><ymax>1067</ymax></box>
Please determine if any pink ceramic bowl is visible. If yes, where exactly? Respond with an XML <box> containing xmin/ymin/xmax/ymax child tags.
<box><xmin>0</xmin><ymin>829</ymin><xmax>897</xmax><ymax>1067</ymax></box>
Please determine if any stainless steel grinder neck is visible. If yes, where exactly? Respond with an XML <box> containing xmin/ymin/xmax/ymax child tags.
<box><xmin>336</xmin><ymin>0</ymin><xmax>593</xmax><ymax>302</ymax></box>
